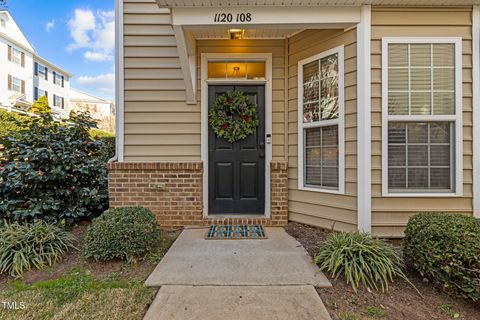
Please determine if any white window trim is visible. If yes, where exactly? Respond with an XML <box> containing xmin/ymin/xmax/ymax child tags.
<box><xmin>381</xmin><ymin>37</ymin><xmax>463</xmax><ymax>197</ymax></box>
<box><xmin>11</xmin><ymin>76</ymin><xmax>21</xmax><ymax>92</ymax></box>
<box><xmin>297</xmin><ymin>45</ymin><xmax>345</xmax><ymax>195</ymax></box>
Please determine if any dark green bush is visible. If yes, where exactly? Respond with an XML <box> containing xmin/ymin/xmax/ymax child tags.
<box><xmin>83</xmin><ymin>207</ymin><xmax>161</xmax><ymax>262</ymax></box>
<box><xmin>315</xmin><ymin>232</ymin><xmax>415</xmax><ymax>293</ymax></box>
<box><xmin>0</xmin><ymin>113</ymin><xmax>110</xmax><ymax>224</ymax></box>
<box><xmin>0</xmin><ymin>221</ymin><xmax>77</xmax><ymax>276</ymax></box>
<box><xmin>404</xmin><ymin>213</ymin><xmax>480</xmax><ymax>302</ymax></box>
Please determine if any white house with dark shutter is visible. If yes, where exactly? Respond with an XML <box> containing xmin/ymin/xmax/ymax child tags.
<box><xmin>0</xmin><ymin>10</ymin><xmax>71</xmax><ymax>117</ymax></box>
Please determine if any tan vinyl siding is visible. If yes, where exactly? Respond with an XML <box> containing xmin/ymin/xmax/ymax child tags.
<box><xmin>371</xmin><ymin>6</ymin><xmax>474</xmax><ymax>237</ymax></box>
<box><xmin>196</xmin><ymin>39</ymin><xmax>287</xmax><ymax>161</ymax></box>
<box><xmin>123</xmin><ymin>0</ymin><xmax>199</xmax><ymax>161</ymax></box>
<box><xmin>287</xmin><ymin>29</ymin><xmax>358</xmax><ymax>232</ymax></box>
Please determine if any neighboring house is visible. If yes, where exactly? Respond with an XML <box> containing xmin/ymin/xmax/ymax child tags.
<box><xmin>110</xmin><ymin>0</ymin><xmax>480</xmax><ymax>237</ymax></box>
<box><xmin>0</xmin><ymin>10</ymin><xmax>72</xmax><ymax>118</ymax></box>
<box><xmin>70</xmin><ymin>88</ymin><xmax>116</xmax><ymax>133</ymax></box>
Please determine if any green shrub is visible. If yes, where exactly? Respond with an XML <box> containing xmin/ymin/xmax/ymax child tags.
<box><xmin>0</xmin><ymin>113</ymin><xmax>110</xmax><ymax>224</ymax></box>
<box><xmin>0</xmin><ymin>221</ymin><xmax>77</xmax><ymax>276</ymax></box>
<box><xmin>83</xmin><ymin>207</ymin><xmax>161</xmax><ymax>262</ymax></box>
<box><xmin>404</xmin><ymin>213</ymin><xmax>480</xmax><ymax>302</ymax></box>
<box><xmin>315</xmin><ymin>232</ymin><xmax>414</xmax><ymax>292</ymax></box>
<box><xmin>0</xmin><ymin>109</ymin><xmax>31</xmax><ymax>144</ymax></box>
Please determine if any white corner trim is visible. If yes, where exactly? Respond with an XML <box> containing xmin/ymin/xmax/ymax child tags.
<box><xmin>173</xmin><ymin>25</ymin><xmax>196</xmax><ymax>104</ymax></box>
<box><xmin>473</xmin><ymin>6</ymin><xmax>480</xmax><ymax>218</ymax></box>
<box><xmin>200</xmin><ymin>53</ymin><xmax>273</xmax><ymax>218</ymax></box>
<box><xmin>297</xmin><ymin>45</ymin><xmax>345</xmax><ymax>195</ymax></box>
<box><xmin>115</xmin><ymin>0</ymin><xmax>125</xmax><ymax>162</ymax></box>
<box><xmin>357</xmin><ymin>5</ymin><xmax>372</xmax><ymax>233</ymax></box>
<box><xmin>381</xmin><ymin>37</ymin><xmax>463</xmax><ymax>198</ymax></box>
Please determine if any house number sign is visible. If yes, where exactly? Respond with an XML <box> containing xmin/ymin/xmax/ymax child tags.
<box><xmin>213</xmin><ymin>12</ymin><xmax>252</xmax><ymax>23</ymax></box>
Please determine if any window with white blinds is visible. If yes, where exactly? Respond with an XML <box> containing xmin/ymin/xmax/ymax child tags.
<box><xmin>298</xmin><ymin>46</ymin><xmax>344</xmax><ymax>193</ymax></box>
<box><xmin>382</xmin><ymin>38</ymin><xmax>462</xmax><ymax>195</ymax></box>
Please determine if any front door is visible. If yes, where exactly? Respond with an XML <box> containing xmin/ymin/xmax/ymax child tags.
<box><xmin>208</xmin><ymin>85</ymin><xmax>266</xmax><ymax>214</ymax></box>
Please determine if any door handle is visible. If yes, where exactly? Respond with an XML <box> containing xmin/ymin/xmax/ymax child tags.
<box><xmin>259</xmin><ymin>141</ymin><xmax>265</xmax><ymax>149</ymax></box>
<box><xmin>259</xmin><ymin>151</ymin><xmax>265</xmax><ymax>158</ymax></box>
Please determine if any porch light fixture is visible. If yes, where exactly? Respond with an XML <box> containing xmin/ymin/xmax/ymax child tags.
<box><xmin>228</xmin><ymin>29</ymin><xmax>244</xmax><ymax>40</ymax></box>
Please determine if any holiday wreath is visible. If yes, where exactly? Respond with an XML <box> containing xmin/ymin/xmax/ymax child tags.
<box><xmin>208</xmin><ymin>90</ymin><xmax>259</xmax><ymax>143</ymax></box>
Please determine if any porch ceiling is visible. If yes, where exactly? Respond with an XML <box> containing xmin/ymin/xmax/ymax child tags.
<box><xmin>190</xmin><ymin>27</ymin><xmax>301</xmax><ymax>39</ymax></box>
<box><xmin>157</xmin><ymin>0</ymin><xmax>480</xmax><ymax>6</ymax></box>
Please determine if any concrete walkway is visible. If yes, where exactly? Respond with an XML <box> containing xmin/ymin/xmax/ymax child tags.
<box><xmin>144</xmin><ymin>227</ymin><xmax>332</xmax><ymax>320</ymax></box>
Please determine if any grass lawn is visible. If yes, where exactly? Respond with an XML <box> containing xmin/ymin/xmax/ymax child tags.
<box><xmin>0</xmin><ymin>223</ymin><xmax>179</xmax><ymax>320</ymax></box>
<box><xmin>285</xmin><ymin>222</ymin><xmax>480</xmax><ymax>320</ymax></box>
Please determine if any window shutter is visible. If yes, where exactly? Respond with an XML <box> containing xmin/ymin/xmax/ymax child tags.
<box><xmin>45</xmin><ymin>91</ymin><xmax>48</xmax><ymax>98</ymax></box>
<box><xmin>62</xmin><ymin>97</ymin><xmax>64</xmax><ymax>109</ymax></box>
<box><xmin>45</xmin><ymin>67</ymin><xmax>48</xmax><ymax>80</ymax></box>
<box><xmin>53</xmin><ymin>71</ymin><xmax>56</xmax><ymax>84</ymax></box>
<box><xmin>7</xmin><ymin>45</ymin><xmax>11</xmax><ymax>61</ymax></box>
<box><xmin>21</xmin><ymin>80</ymin><xmax>25</xmax><ymax>94</ymax></box>
<box><xmin>34</xmin><ymin>87</ymin><xmax>38</xmax><ymax>100</ymax></box>
<box><xmin>8</xmin><ymin>74</ymin><xmax>12</xmax><ymax>90</ymax></box>
<box><xmin>34</xmin><ymin>62</ymin><xmax>38</xmax><ymax>76</ymax></box>
<box><xmin>21</xmin><ymin>52</ymin><xmax>25</xmax><ymax>67</ymax></box>
<box><xmin>61</xmin><ymin>75</ymin><xmax>64</xmax><ymax>88</ymax></box>
<box><xmin>53</xmin><ymin>94</ymin><xmax>56</xmax><ymax>104</ymax></box>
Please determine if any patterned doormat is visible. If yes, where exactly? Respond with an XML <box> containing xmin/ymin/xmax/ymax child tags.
<box><xmin>205</xmin><ymin>224</ymin><xmax>267</xmax><ymax>240</ymax></box>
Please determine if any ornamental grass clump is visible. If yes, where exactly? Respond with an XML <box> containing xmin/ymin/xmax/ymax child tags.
<box><xmin>315</xmin><ymin>232</ymin><xmax>416</xmax><ymax>293</ymax></box>
<box><xmin>0</xmin><ymin>221</ymin><xmax>77</xmax><ymax>277</ymax></box>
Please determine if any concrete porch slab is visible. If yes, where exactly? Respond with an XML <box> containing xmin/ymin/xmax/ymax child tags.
<box><xmin>145</xmin><ymin>227</ymin><xmax>330</xmax><ymax>287</ymax></box>
<box><xmin>143</xmin><ymin>285</ymin><xmax>332</xmax><ymax>320</ymax></box>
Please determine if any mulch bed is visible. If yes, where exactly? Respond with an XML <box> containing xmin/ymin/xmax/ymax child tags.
<box><xmin>285</xmin><ymin>222</ymin><xmax>480</xmax><ymax>320</ymax></box>
<box><xmin>0</xmin><ymin>222</ymin><xmax>180</xmax><ymax>291</ymax></box>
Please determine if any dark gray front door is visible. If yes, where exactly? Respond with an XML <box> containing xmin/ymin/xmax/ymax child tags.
<box><xmin>208</xmin><ymin>85</ymin><xmax>266</xmax><ymax>214</ymax></box>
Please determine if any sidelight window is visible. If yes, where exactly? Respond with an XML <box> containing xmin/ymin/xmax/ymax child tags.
<box><xmin>298</xmin><ymin>46</ymin><xmax>344</xmax><ymax>193</ymax></box>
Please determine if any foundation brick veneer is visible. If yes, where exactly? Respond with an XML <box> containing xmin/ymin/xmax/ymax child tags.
<box><xmin>107</xmin><ymin>161</ymin><xmax>288</xmax><ymax>228</ymax></box>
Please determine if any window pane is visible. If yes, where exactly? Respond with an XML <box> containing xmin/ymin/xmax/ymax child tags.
<box><xmin>430</xmin><ymin>168</ymin><xmax>451</xmax><ymax>189</ymax></box>
<box><xmin>411</xmin><ymin>92</ymin><xmax>431</xmax><ymax>115</ymax></box>
<box><xmin>303</xmin><ymin>60</ymin><xmax>319</xmax><ymax>83</ymax></box>
<box><xmin>388</xmin><ymin>44</ymin><xmax>408</xmax><ymax>67</ymax></box>
<box><xmin>410</xmin><ymin>44</ymin><xmax>431</xmax><ymax>66</ymax></box>
<box><xmin>433</xmin><ymin>68</ymin><xmax>454</xmax><ymax>91</ymax></box>
<box><xmin>408</xmin><ymin>168</ymin><xmax>429</xmax><ymax>188</ymax></box>
<box><xmin>388</xmin><ymin>92</ymin><xmax>409</xmax><ymax>115</ymax></box>
<box><xmin>389</xmin><ymin>168</ymin><xmax>406</xmax><ymax>188</ymax></box>
<box><xmin>303</xmin><ymin>102</ymin><xmax>319</xmax><ymax>123</ymax></box>
<box><xmin>433</xmin><ymin>92</ymin><xmax>455</xmax><ymax>115</ymax></box>
<box><xmin>388</xmin><ymin>123</ymin><xmax>406</xmax><ymax>143</ymax></box>
<box><xmin>430</xmin><ymin>122</ymin><xmax>450</xmax><ymax>143</ymax></box>
<box><xmin>388</xmin><ymin>145</ymin><xmax>406</xmax><ymax>166</ymax></box>
<box><xmin>433</xmin><ymin>44</ymin><xmax>454</xmax><ymax>67</ymax></box>
<box><xmin>388</xmin><ymin>68</ymin><xmax>408</xmax><ymax>91</ymax></box>
<box><xmin>303</xmin><ymin>60</ymin><xmax>319</xmax><ymax>123</ymax></box>
<box><xmin>304</xmin><ymin>126</ymin><xmax>338</xmax><ymax>189</ymax></box>
<box><xmin>408</xmin><ymin>145</ymin><xmax>428</xmax><ymax>166</ymax></box>
<box><xmin>320</xmin><ymin>54</ymin><xmax>338</xmax><ymax>78</ymax></box>
<box><xmin>246</xmin><ymin>62</ymin><xmax>265</xmax><ymax>80</ymax></box>
<box><xmin>407</xmin><ymin>123</ymin><xmax>428</xmax><ymax>143</ymax></box>
<box><xmin>410</xmin><ymin>68</ymin><xmax>431</xmax><ymax>91</ymax></box>
<box><xmin>430</xmin><ymin>145</ymin><xmax>450</xmax><ymax>166</ymax></box>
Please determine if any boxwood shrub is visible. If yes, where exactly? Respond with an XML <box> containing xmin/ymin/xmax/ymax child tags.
<box><xmin>83</xmin><ymin>207</ymin><xmax>161</xmax><ymax>262</ymax></box>
<box><xmin>403</xmin><ymin>213</ymin><xmax>480</xmax><ymax>302</ymax></box>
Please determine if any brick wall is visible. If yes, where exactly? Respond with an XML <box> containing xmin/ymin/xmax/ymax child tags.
<box><xmin>108</xmin><ymin>162</ymin><xmax>203</xmax><ymax>228</ymax></box>
<box><xmin>107</xmin><ymin>161</ymin><xmax>289</xmax><ymax>228</ymax></box>
<box><xmin>270</xmin><ymin>161</ymin><xmax>289</xmax><ymax>226</ymax></box>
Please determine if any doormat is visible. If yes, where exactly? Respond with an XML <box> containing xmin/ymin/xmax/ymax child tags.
<box><xmin>205</xmin><ymin>224</ymin><xmax>267</xmax><ymax>240</ymax></box>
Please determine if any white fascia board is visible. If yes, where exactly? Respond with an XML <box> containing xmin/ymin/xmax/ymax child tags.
<box><xmin>172</xmin><ymin>6</ymin><xmax>361</xmax><ymax>27</ymax></box>
<box><xmin>356</xmin><ymin>5</ymin><xmax>372</xmax><ymax>233</ymax></box>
